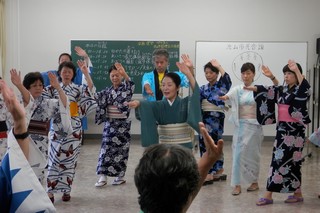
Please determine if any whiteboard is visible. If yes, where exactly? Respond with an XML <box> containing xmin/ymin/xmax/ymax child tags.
<box><xmin>195</xmin><ymin>41</ymin><xmax>308</xmax><ymax>87</ymax></box>
<box><xmin>195</xmin><ymin>41</ymin><xmax>308</xmax><ymax>137</ymax></box>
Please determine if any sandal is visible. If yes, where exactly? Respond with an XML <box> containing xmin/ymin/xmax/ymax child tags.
<box><xmin>256</xmin><ymin>198</ymin><xmax>273</xmax><ymax>206</ymax></box>
<box><xmin>95</xmin><ymin>175</ymin><xmax>107</xmax><ymax>187</ymax></box>
<box><xmin>212</xmin><ymin>174</ymin><xmax>227</xmax><ymax>181</ymax></box>
<box><xmin>203</xmin><ymin>179</ymin><xmax>214</xmax><ymax>186</ymax></box>
<box><xmin>62</xmin><ymin>193</ymin><xmax>71</xmax><ymax>202</ymax></box>
<box><xmin>95</xmin><ymin>180</ymin><xmax>107</xmax><ymax>187</ymax></box>
<box><xmin>284</xmin><ymin>195</ymin><xmax>304</xmax><ymax>203</ymax></box>
<box><xmin>247</xmin><ymin>185</ymin><xmax>259</xmax><ymax>192</ymax></box>
<box><xmin>232</xmin><ymin>187</ymin><xmax>241</xmax><ymax>196</ymax></box>
<box><xmin>48</xmin><ymin>193</ymin><xmax>54</xmax><ymax>203</ymax></box>
<box><xmin>112</xmin><ymin>179</ymin><xmax>126</xmax><ymax>185</ymax></box>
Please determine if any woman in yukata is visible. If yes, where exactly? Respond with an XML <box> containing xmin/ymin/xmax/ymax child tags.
<box><xmin>128</xmin><ymin>56</ymin><xmax>201</xmax><ymax>149</ymax></box>
<box><xmin>245</xmin><ymin>60</ymin><xmax>311</xmax><ymax>206</ymax></box>
<box><xmin>94</xmin><ymin>63</ymin><xmax>135</xmax><ymax>187</ymax></box>
<box><xmin>219</xmin><ymin>62</ymin><xmax>279</xmax><ymax>196</ymax></box>
<box><xmin>10</xmin><ymin>69</ymin><xmax>72</xmax><ymax>183</ymax></box>
<box><xmin>198</xmin><ymin>59</ymin><xmax>232</xmax><ymax>185</ymax></box>
<box><xmin>43</xmin><ymin>60</ymin><xmax>97</xmax><ymax>203</ymax></box>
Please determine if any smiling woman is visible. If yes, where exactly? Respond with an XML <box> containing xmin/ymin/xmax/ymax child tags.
<box><xmin>128</xmin><ymin>55</ymin><xmax>201</xmax><ymax>148</ymax></box>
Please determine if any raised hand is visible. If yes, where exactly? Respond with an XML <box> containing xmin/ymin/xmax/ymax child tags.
<box><xmin>115</xmin><ymin>62</ymin><xmax>130</xmax><ymax>81</ymax></box>
<box><xmin>48</xmin><ymin>72</ymin><xmax>60</xmax><ymax>89</ymax></box>
<box><xmin>115</xmin><ymin>62</ymin><xmax>125</xmax><ymax>76</ymax></box>
<box><xmin>77</xmin><ymin>60</ymin><xmax>89</xmax><ymax>75</ymax></box>
<box><xmin>10</xmin><ymin>69</ymin><xmax>22</xmax><ymax>87</ymax></box>
<box><xmin>176</xmin><ymin>62</ymin><xmax>190</xmax><ymax>75</ymax></box>
<box><xmin>261</xmin><ymin>65</ymin><xmax>273</xmax><ymax>78</ymax></box>
<box><xmin>181</xmin><ymin>54</ymin><xmax>193</xmax><ymax>68</ymax></box>
<box><xmin>210</xmin><ymin>59</ymin><xmax>221</xmax><ymax>68</ymax></box>
<box><xmin>288</xmin><ymin>60</ymin><xmax>299</xmax><ymax>73</ymax></box>
<box><xmin>0</xmin><ymin>79</ymin><xmax>29</xmax><ymax>158</ymax></box>
<box><xmin>199</xmin><ymin>122</ymin><xmax>223</xmax><ymax>163</ymax></box>
<box><xmin>74</xmin><ymin>46</ymin><xmax>88</xmax><ymax>58</ymax></box>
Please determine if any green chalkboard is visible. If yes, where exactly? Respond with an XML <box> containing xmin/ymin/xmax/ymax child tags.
<box><xmin>71</xmin><ymin>40</ymin><xmax>180</xmax><ymax>93</ymax></box>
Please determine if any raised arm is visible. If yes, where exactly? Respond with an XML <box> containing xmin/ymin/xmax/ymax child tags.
<box><xmin>77</xmin><ymin>60</ymin><xmax>93</xmax><ymax>90</ymax></box>
<box><xmin>115</xmin><ymin>62</ymin><xmax>130</xmax><ymax>82</ymax></box>
<box><xmin>262</xmin><ymin>65</ymin><xmax>279</xmax><ymax>85</ymax></box>
<box><xmin>75</xmin><ymin>46</ymin><xmax>90</xmax><ymax>66</ymax></box>
<box><xmin>48</xmin><ymin>72</ymin><xmax>68</xmax><ymax>107</ymax></box>
<box><xmin>187</xmin><ymin>122</ymin><xmax>223</xmax><ymax>206</ymax></box>
<box><xmin>176</xmin><ymin>61</ymin><xmax>195</xmax><ymax>90</ymax></box>
<box><xmin>10</xmin><ymin>69</ymin><xmax>30</xmax><ymax>106</ymax></box>
<box><xmin>0</xmin><ymin>80</ymin><xmax>29</xmax><ymax>159</ymax></box>
<box><xmin>181</xmin><ymin>54</ymin><xmax>194</xmax><ymax>76</ymax></box>
<box><xmin>210</xmin><ymin>59</ymin><xmax>226</xmax><ymax>77</ymax></box>
<box><xmin>288</xmin><ymin>60</ymin><xmax>304</xmax><ymax>85</ymax></box>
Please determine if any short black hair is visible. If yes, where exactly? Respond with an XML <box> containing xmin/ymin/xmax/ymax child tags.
<box><xmin>134</xmin><ymin>144</ymin><xmax>200</xmax><ymax>213</ymax></box>
<box><xmin>57</xmin><ymin>61</ymin><xmax>77</xmax><ymax>82</ymax></box>
<box><xmin>58</xmin><ymin>53</ymin><xmax>72</xmax><ymax>62</ymax></box>
<box><xmin>163</xmin><ymin>72</ymin><xmax>181</xmax><ymax>88</ymax></box>
<box><xmin>204</xmin><ymin>62</ymin><xmax>219</xmax><ymax>74</ymax></box>
<box><xmin>23</xmin><ymin>72</ymin><xmax>44</xmax><ymax>90</ymax></box>
<box><xmin>241</xmin><ymin>62</ymin><xmax>255</xmax><ymax>74</ymax></box>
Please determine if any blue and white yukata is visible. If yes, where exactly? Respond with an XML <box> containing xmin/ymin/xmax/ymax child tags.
<box><xmin>29</xmin><ymin>95</ymin><xmax>72</xmax><ymax>182</ymax></box>
<box><xmin>95</xmin><ymin>79</ymin><xmax>135</xmax><ymax>178</ymax></box>
<box><xmin>226</xmin><ymin>84</ymin><xmax>264</xmax><ymax>187</ymax></box>
<box><xmin>199</xmin><ymin>72</ymin><xmax>232</xmax><ymax>175</ymax></box>
<box><xmin>43</xmin><ymin>82</ymin><xmax>97</xmax><ymax>195</ymax></box>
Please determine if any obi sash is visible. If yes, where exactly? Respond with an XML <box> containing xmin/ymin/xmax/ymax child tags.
<box><xmin>107</xmin><ymin>105</ymin><xmax>127</xmax><ymax>119</ymax></box>
<box><xmin>278</xmin><ymin>104</ymin><xmax>299</xmax><ymax>123</ymax></box>
<box><xmin>201</xmin><ymin>99</ymin><xmax>228</xmax><ymax>113</ymax></box>
<box><xmin>70</xmin><ymin>101</ymin><xmax>79</xmax><ymax>117</ymax></box>
<box><xmin>158</xmin><ymin>123</ymin><xmax>192</xmax><ymax>144</ymax></box>
<box><xmin>239</xmin><ymin>105</ymin><xmax>256</xmax><ymax>119</ymax></box>
<box><xmin>0</xmin><ymin>120</ymin><xmax>8</xmax><ymax>139</ymax></box>
<box><xmin>28</xmin><ymin>120</ymin><xmax>51</xmax><ymax>136</ymax></box>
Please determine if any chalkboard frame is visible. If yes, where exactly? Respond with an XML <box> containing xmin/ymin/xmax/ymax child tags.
<box><xmin>71</xmin><ymin>40</ymin><xmax>180</xmax><ymax>93</ymax></box>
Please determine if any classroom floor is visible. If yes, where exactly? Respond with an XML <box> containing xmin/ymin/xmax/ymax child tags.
<box><xmin>53</xmin><ymin>137</ymin><xmax>320</xmax><ymax>213</ymax></box>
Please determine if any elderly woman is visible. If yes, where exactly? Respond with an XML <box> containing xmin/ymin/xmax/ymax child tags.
<box><xmin>10</xmin><ymin>69</ymin><xmax>72</xmax><ymax>183</ymax></box>
<box><xmin>43</xmin><ymin>60</ymin><xmax>97</xmax><ymax>202</ymax></box>
<box><xmin>94</xmin><ymin>63</ymin><xmax>135</xmax><ymax>187</ymax></box>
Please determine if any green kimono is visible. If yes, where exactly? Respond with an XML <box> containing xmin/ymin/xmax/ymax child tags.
<box><xmin>138</xmin><ymin>83</ymin><xmax>201</xmax><ymax>148</ymax></box>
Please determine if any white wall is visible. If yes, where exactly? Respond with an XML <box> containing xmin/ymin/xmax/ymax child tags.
<box><xmin>4</xmin><ymin>0</ymin><xmax>320</xmax><ymax>136</ymax></box>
